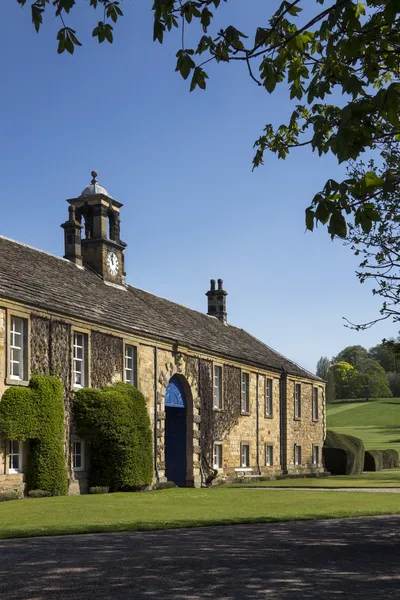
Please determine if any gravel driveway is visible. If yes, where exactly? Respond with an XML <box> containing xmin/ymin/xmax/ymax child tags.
<box><xmin>1</xmin><ymin>515</ymin><xmax>400</xmax><ymax>599</ymax></box>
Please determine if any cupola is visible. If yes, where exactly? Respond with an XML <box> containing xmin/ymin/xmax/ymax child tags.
<box><xmin>61</xmin><ymin>171</ymin><xmax>127</xmax><ymax>286</ymax></box>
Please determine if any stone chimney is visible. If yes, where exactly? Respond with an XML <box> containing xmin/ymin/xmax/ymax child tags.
<box><xmin>61</xmin><ymin>205</ymin><xmax>83</xmax><ymax>265</ymax></box>
<box><xmin>206</xmin><ymin>279</ymin><xmax>228</xmax><ymax>324</ymax></box>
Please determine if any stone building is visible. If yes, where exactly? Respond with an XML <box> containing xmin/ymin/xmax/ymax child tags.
<box><xmin>0</xmin><ymin>173</ymin><xmax>325</xmax><ymax>494</ymax></box>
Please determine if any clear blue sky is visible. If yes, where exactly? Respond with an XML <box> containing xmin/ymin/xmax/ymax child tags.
<box><xmin>1</xmin><ymin>1</ymin><xmax>396</xmax><ymax>373</ymax></box>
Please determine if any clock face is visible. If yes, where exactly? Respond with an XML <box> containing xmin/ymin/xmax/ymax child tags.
<box><xmin>107</xmin><ymin>251</ymin><xmax>119</xmax><ymax>276</ymax></box>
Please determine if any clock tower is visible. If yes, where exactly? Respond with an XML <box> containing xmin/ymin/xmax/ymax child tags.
<box><xmin>61</xmin><ymin>171</ymin><xmax>127</xmax><ymax>286</ymax></box>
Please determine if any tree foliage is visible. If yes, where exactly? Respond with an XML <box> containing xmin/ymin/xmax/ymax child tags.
<box><xmin>334</xmin><ymin>345</ymin><xmax>369</xmax><ymax>368</ymax></box>
<box><xmin>74</xmin><ymin>382</ymin><xmax>153</xmax><ymax>491</ymax></box>
<box><xmin>316</xmin><ymin>355</ymin><xmax>330</xmax><ymax>379</ymax></box>
<box><xmin>345</xmin><ymin>143</ymin><xmax>400</xmax><ymax>330</ymax></box>
<box><xmin>329</xmin><ymin>356</ymin><xmax>392</xmax><ymax>399</ymax></box>
<box><xmin>16</xmin><ymin>1</ymin><xmax>400</xmax><ymax>241</ymax></box>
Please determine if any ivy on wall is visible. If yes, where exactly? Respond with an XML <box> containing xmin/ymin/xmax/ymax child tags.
<box><xmin>0</xmin><ymin>375</ymin><xmax>68</xmax><ymax>495</ymax></box>
<box><xmin>199</xmin><ymin>360</ymin><xmax>241</xmax><ymax>481</ymax></box>
<box><xmin>74</xmin><ymin>382</ymin><xmax>153</xmax><ymax>491</ymax></box>
<box><xmin>91</xmin><ymin>331</ymin><xmax>123</xmax><ymax>389</ymax></box>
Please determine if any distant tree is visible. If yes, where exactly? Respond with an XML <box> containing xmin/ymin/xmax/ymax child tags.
<box><xmin>326</xmin><ymin>368</ymin><xmax>336</xmax><ymax>404</ymax></box>
<box><xmin>387</xmin><ymin>373</ymin><xmax>400</xmax><ymax>397</ymax></box>
<box><xmin>330</xmin><ymin>362</ymin><xmax>360</xmax><ymax>400</ymax></box>
<box><xmin>356</xmin><ymin>359</ymin><xmax>392</xmax><ymax>400</ymax></box>
<box><xmin>334</xmin><ymin>346</ymin><xmax>369</xmax><ymax>369</ymax></box>
<box><xmin>369</xmin><ymin>339</ymin><xmax>400</xmax><ymax>373</ymax></box>
<box><xmin>316</xmin><ymin>356</ymin><xmax>330</xmax><ymax>380</ymax></box>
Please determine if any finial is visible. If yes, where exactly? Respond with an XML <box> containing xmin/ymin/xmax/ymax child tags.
<box><xmin>91</xmin><ymin>170</ymin><xmax>98</xmax><ymax>184</ymax></box>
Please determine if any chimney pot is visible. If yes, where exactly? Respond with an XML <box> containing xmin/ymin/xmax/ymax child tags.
<box><xmin>206</xmin><ymin>278</ymin><xmax>227</xmax><ymax>324</ymax></box>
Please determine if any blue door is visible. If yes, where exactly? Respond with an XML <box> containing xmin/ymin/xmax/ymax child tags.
<box><xmin>165</xmin><ymin>376</ymin><xmax>187</xmax><ymax>487</ymax></box>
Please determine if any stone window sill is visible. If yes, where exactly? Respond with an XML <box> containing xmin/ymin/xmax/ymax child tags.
<box><xmin>264</xmin><ymin>414</ymin><xmax>274</xmax><ymax>419</ymax></box>
<box><xmin>5</xmin><ymin>378</ymin><xmax>29</xmax><ymax>387</ymax></box>
<box><xmin>241</xmin><ymin>411</ymin><xmax>251</xmax><ymax>417</ymax></box>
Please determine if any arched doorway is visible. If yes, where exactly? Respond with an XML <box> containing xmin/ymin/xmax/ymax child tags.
<box><xmin>165</xmin><ymin>375</ymin><xmax>187</xmax><ymax>487</ymax></box>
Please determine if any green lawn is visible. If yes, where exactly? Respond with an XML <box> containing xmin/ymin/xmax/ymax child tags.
<box><xmin>327</xmin><ymin>397</ymin><xmax>400</xmax><ymax>453</ymax></box>
<box><xmin>1</xmin><ymin>487</ymin><xmax>400</xmax><ymax>539</ymax></box>
<box><xmin>229</xmin><ymin>470</ymin><xmax>400</xmax><ymax>488</ymax></box>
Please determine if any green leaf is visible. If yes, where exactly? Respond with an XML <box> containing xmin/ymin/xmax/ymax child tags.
<box><xmin>305</xmin><ymin>207</ymin><xmax>315</xmax><ymax>231</ymax></box>
<box><xmin>328</xmin><ymin>211</ymin><xmax>347</xmax><ymax>239</ymax></box>
<box><xmin>364</xmin><ymin>171</ymin><xmax>384</xmax><ymax>188</ymax></box>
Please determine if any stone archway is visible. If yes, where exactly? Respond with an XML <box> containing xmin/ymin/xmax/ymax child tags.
<box><xmin>158</xmin><ymin>353</ymin><xmax>201</xmax><ymax>487</ymax></box>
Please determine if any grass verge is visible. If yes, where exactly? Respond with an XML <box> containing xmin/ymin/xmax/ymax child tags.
<box><xmin>228</xmin><ymin>470</ymin><xmax>400</xmax><ymax>488</ymax></box>
<box><xmin>0</xmin><ymin>487</ymin><xmax>400</xmax><ymax>540</ymax></box>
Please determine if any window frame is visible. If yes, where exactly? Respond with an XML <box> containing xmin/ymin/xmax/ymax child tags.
<box><xmin>312</xmin><ymin>387</ymin><xmax>319</xmax><ymax>421</ymax></box>
<box><xmin>213</xmin><ymin>365</ymin><xmax>223</xmax><ymax>410</ymax></box>
<box><xmin>294</xmin><ymin>383</ymin><xmax>302</xmax><ymax>420</ymax></box>
<box><xmin>73</xmin><ymin>439</ymin><xmax>85</xmax><ymax>472</ymax></box>
<box><xmin>6</xmin><ymin>311</ymin><xmax>30</xmax><ymax>386</ymax></box>
<box><xmin>265</xmin><ymin>377</ymin><xmax>273</xmax><ymax>418</ymax></box>
<box><xmin>8</xmin><ymin>440</ymin><xmax>22</xmax><ymax>474</ymax></box>
<box><xmin>72</xmin><ymin>329</ymin><xmax>89</xmax><ymax>389</ymax></box>
<box><xmin>265</xmin><ymin>444</ymin><xmax>273</xmax><ymax>467</ymax></box>
<box><xmin>294</xmin><ymin>444</ymin><xmax>302</xmax><ymax>466</ymax></box>
<box><xmin>213</xmin><ymin>441</ymin><xmax>223</xmax><ymax>470</ymax></box>
<box><xmin>312</xmin><ymin>445</ymin><xmax>320</xmax><ymax>466</ymax></box>
<box><xmin>241</xmin><ymin>442</ymin><xmax>250</xmax><ymax>468</ymax></box>
<box><xmin>241</xmin><ymin>372</ymin><xmax>250</xmax><ymax>414</ymax></box>
<box><xmin>124</xmin><ymin>343</ymin><xmax>138</xmax><ymax>386</ymax></box>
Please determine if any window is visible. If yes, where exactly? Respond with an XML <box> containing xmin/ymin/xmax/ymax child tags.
<box><xmin>294</xmin><ymin>383</ymin><xmax>301</xmax><ymax>419</ymax></box>
<box><xmin>213</xmin><ymin>442</ymin><xmax>223</xmax><ymax>469</ymax></box>
<box><xmin>241</xmin><ymin>373</ymin><xmax>250</xmax><ymax>413</ymax></box>
<box><xmin>294</xmin><ymin>444</ymin><xmax>302</xmax><ymax>466</ymax></box>
<box><xmin>312</xmin><ymin>387</ymin><xmax>319</xmax><ymax>421</ymax></box>
<box><xmin>265</xmin><ymin>378</ymin><xmax>273</xmax><ymax>417</ymax></box>
<box><xmin>213</xmin><ymin>365</ymin><xmax>223</xmax><ymax>409</ymax></box>
<box><xmin>125</xmin><ymin>345</ymin><xmax>137</xmax><ymax>386</ymax></box>
<box><xmin>265</xmin><ymin>444</ymin><xmax>273</xmax><ymax>467</ymax></box>
<box><xmin>73</xmin><ymin>440</ymin><xmax>85</xmax><ymax>472</ymax></box>
<box><xmin>312</xmin><ymin>445</ymin><xmax>320</xmax><ymax>466</ymax></box>
<box><xmin>241</xmin><ymin>443</ymin><xmax>250</xmax><ymax>467</ymax></box>
<box><xmin>9</xmin><ymin>440</ymin><xmax>22</xmax><ymax>473</ymax></box>
<box><xmin>73</xmin><ymin>332</ymin><xmax>88</xmax><ymax>388</ymax></box>
<box><xmin>9</xmin><ymin>316</ymin><xmax>27</xmax><ymax>381</ymax></box>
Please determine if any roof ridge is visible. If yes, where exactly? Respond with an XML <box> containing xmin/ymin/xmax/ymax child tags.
<box><xmin>126</xmin><ymin>283</ymin><xmax>225</xmax><ymax>322</ymax></box>
<box><xmin>0</xmin><ymin>234</ymin><xmax>74</xmax><ymax>266</ymax></box>
<box><xmin>231</xmin><ymin>325</ymin><xmax>321</xmax><ymax>381</ymax></box>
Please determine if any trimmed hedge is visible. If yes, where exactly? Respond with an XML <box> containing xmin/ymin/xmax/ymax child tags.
<box><xmin>0</xmin><ymin>375</ymin><xmax>68</xmax><ymax>495</ymax></box>
<box><xmin>0</xmin><ymin>491</ymin><xmax>21</xmax><ymax>502</ymax></box>
<box><xmin>323</xmin><ymin>429</ymin><xmax>365</xmax><ymax>475</ymax></box>
<box><xmin>364</xmin><ymin>450</ymin><xmax>384</xmax><ymax>472</ymax></box>
<box><xmin>382</xmin><ymin>449</ymin><xmax>400</xmax><ymax>469</ymax></box>
<box><xmin>74</xmin><ymin>382</ymin><xmax>153</xmax><ymax>492</ymax></box>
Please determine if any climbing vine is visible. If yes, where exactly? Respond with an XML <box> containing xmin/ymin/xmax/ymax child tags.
<box><xmin>74</xmin><ymin>382</ymin><xmax>153</xmax><ymax>491</ymax></box>
<box><xmin>0</xmin><ymin>375</ymin><xmax>68</xmax><ymax>495</ymax></box>
<box><xmin>199</xmin><ymin>359</ymin><xmax>241</xmax><ymax>481</ymax></box>
<box><xmin>90</xmin><ymin>331</ymin><xmax>123</xmax><ymax>389</ymax></box>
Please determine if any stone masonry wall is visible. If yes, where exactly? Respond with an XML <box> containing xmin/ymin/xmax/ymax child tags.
<box><xmin>286</xmin><ymin>378</ymin><xmax>325</xmax><ymax>474</ymax></box>
<box><xmin>0</xmin><ymin>301</ymin><xmax>326</xmax><ymax>492</ymax></box>
<box><xmin>0</xmin><ymin>310</ymin><xmax>5</xmax><ymax>476</ymax></box>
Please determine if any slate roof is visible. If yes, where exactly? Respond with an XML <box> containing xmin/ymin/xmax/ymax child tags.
<box><xmin>0</xmin><ymin>236</ymin><xmax>320</xmax><ymax>381</ymax></box>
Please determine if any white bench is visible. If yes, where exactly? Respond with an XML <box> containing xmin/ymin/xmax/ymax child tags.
<box><xmin>234</xmin><ymin>467</ymin><xmax>254</xmax><ymax>480</ymax></box>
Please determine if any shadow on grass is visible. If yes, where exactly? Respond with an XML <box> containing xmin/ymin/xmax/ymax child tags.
<box><xmin>0</xmin><ymin>516</ymin><xmax>400</xmax><ymax>599</ymax></box>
